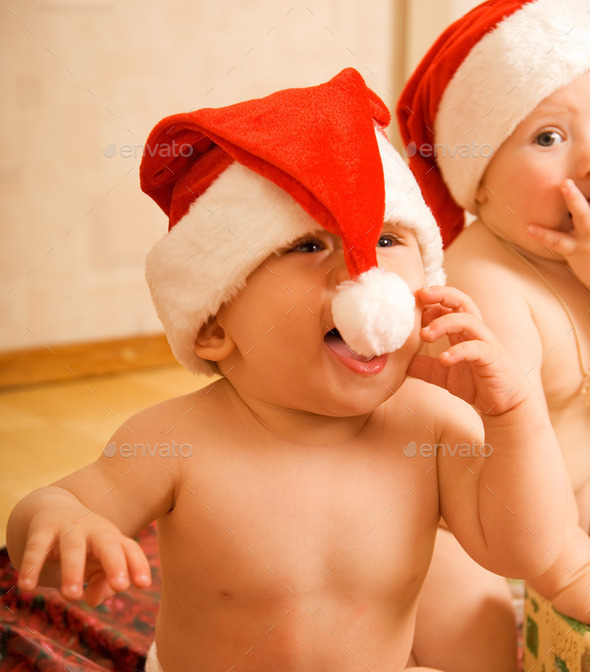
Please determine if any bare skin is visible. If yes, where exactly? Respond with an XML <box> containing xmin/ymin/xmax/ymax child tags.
<box><xmin>411</xmin><ymin>526</ymin><xmax>517</xmax><ymax>671</ymax></box>
<box><xmin>7</xmin><ymin>227</ymin><xmax>569</xmax><ymax>672</ymax></box>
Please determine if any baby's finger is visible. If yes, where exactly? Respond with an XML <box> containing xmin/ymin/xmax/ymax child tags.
<box><xmin>420</xmin><ymin>310</ymin><xmax>492</xmax><ymax>345</ymax></box>
<box><xmin>17</xmin><ymin>529</ymin><xmax>56</xmax><ymax>590</ymax></box>
<box><xmin>121</xmin><ymin>537</ymin><xmax>152</xmax><ymax>588</ymax></box>
<box><xmin>562</xmin><ymin>179</ymin><xmax>590</xmax><ymax>235</ymax></box>
<box><xmin>417</xmin><ymin>286</ymin><xmax>483</xmax><ymax>320</ymax></box>
<box><xmin>58</xmin><ymin>526</ymin><xmax>87</xmax><ymax>600</ymax></box>
<box><xmin>91</xmin><ymin>535</ymin><xmax>132</xmax><ymax>593</ymax></box>
<box><xmin>528</xmin><ymin>224</ymin><xmax>577</xmax><ymax>257</ymax></box>
<box><xmin>420</xmin><ymin>301</ymin><xmax>450</xmax><ymax>329</ymax></box>
<box><xmin>438</xmin><ymin>339</ymin><xmax>489</xmax><ymax>367</ymax></box>
<box><xmin>84</xmin><ymin>571</ymin><xmax>115</xmax><ymax>608</ymax></box>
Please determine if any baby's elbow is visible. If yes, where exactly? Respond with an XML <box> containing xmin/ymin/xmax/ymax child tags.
<box><xmin>522</xmin><ymin>556</ymin><xmax>560</xmax><ymax>582</ymax></box>
<box><xmin>487</xmin><ymin>530</ymin><xmax>564</xmax><ymax>580</ymax></box>
<box><xmin>515</xmin><ymin>537</ymin><xmax>565</xmax><ymax>580</ymax></box>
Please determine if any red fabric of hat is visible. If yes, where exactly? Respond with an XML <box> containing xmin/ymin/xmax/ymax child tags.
<box><xmin>141</xmin><ymin>67</ymin><xmax>390</xmax><ymax>280</ymax></box>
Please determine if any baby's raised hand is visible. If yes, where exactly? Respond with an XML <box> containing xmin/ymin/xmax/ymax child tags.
<box><xmin>408</xmin><ymin>286</ymin><xmax>530</xmax><ymax>416</ymax></box>
<box><xmin>528</xmin><ymin>179</ymin><xmax>590</xmax><ymax>286</ymax></box>
<box><xmin>17</xmin><ymin>501</ymin><xmax>151</xmax><ymax>607</ymax></box>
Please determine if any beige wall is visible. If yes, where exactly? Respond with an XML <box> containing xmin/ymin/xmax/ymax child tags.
<box><xmin>0</xmin><ymin>0</ymin><xmax>479</xmax><ymax>354</ymax></box>
<box><xmin>406</xmin><ymin>0</ymin><xmax>481</xmax><ymax>75</ymax></box>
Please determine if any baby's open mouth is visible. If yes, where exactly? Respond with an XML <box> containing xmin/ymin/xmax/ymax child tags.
<box><xmin>324</xmin><ymin>328</ymin><xmax>376</xmax><ymax>363</ymax></box>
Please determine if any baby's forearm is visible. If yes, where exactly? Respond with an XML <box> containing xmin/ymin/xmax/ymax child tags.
<box><xmin>478</xmin><ymin>398</ymin><xmax>568</xmax><ymax>576</ymax></box>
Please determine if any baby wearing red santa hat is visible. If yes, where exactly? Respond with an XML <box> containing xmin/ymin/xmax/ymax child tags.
<box><xmin>398</xmin><ymin>0</ymin><xmax>590</xmax><ymax>632</ymax></box>
<box><xmin>7</xmin><ymin>68</ymin><xmax>573</xmax><ymax>672</ymax></box>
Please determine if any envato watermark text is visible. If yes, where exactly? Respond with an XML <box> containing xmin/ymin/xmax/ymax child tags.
<box><xmin>403</xmin><ymin>441</ymin><xmax>493</xmax><ymax>458</ymax></box>
<box><xmin>404</xmin><ymin>141</ymin><xmax>494</xmax><ymax>160</ymax></box>
<box><xmin>103</xmin><ymin>440</ymin><xmax>194</xmax><ymax>458</ymax></box>
<box><xmin>103</xmin><ymin>141</ymin><xmax>194</xmax><ymax>160</ymax></box>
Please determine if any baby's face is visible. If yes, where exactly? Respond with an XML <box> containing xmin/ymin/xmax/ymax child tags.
<box><xmin>475</xmin><ymin>70</ymin><xmax>590</xmax><ymax>259</ymax></box>
<box><xmin>214</xmin><ymin>224</ymin><xmax>425</xmax><ymax>418</ymax></box>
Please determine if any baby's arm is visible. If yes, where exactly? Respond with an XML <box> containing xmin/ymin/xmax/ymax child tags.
<box><xmin>528</xmin><ymin>179</ymin><xmax>590</xmax><ymax>286</ymax></box>
<box><xmin>442</xmin><ymin>254</ymin><xmax>590</xmax><ymax>623</ymax></box>
<box><xmin>7</xmin><ymin>413</ymin><xmax>177</xmax><ymax>606</ymax></box>
<box><xmin>409</xmin><ymin>286</ymin><xmax>569</xmax><ymax>579</ymax></box>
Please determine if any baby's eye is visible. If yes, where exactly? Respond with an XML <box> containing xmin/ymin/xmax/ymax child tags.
<box><xmin>289</xmin><ymin>238</ymin><xmax>324</xmax><ymax>253</ymax></box>
<box><xmin>534</xmin><ymin>130</ymin><xmax>564</xmax><ymax>147</ymax></box>
<box><xmin>377</xmin><ymin>233</ymin><xmax>402</xmax><ymax>248</ymax></box>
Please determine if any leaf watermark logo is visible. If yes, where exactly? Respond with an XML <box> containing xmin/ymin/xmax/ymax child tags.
<box><xmin>403</xmin><ymin>441</ymin><xmax>419</xmax><ymax>457</ymax></box>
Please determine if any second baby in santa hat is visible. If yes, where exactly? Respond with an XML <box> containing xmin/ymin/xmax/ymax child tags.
<box><xmin>398</xmin><ymin>0</ymin><xmax>590</xmax><ymax>624</ymax></box>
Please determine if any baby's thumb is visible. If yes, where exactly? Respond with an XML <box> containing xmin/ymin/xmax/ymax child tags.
<box><xmin>84</xmin><ymin>572</ymin><xmax>115</xmax><ymax>607</ymax></box>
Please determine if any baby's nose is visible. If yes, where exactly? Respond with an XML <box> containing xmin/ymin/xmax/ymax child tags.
<box><xmin>575</xmin><ymin>131</ymin><xmax>590</xmax><ymax>179</ymax></box>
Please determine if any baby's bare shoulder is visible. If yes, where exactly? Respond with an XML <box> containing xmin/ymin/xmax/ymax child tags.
<box><xmin>387</xmin><ymin>378</ymin><xmax>481</xmax><ymax>440</ymax></box>
<box><xmin>115</xmin><ymin>378</ymin><xmax>233</xmax><ymax>442</ymax></box>
<box><xmin>443</xmin><ymin>221</ymin><xmax>541</xmax><ymax>334</ymax></box>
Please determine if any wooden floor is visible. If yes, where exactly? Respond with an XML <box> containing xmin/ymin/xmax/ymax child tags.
<box><xmin>0</xmin><ymin>365</ymin><xmax>211</xmax><ymax>547</ymax></box>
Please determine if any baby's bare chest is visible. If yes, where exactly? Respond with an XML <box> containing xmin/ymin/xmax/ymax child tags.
<box><xmin>527</xmin><ymin>271</ymin><xmax>590</xmax><ymax>483</ymax></box>
<box><xmin>162</xmin><ymin>444</ymin><xmax>439</xmax><ymax>607</ymax></box>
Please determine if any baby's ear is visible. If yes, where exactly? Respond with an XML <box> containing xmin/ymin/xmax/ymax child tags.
<box><xmin>194</xmin><ymin>317</ymin><xmax>236</xmax><ymax>362</ymax></box>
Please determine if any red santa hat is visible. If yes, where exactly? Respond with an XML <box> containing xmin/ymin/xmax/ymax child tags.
<box><xmin>141</xmin><ymin>68</ymin><xmax>444</xmax><ymax>375</ymax></box>
<box><xmin>397</xmin><ymin>0</ymin><xmax>590</xmax><ymax>247</ymax></box>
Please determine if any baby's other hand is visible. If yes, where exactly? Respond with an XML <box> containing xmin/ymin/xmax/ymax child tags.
<box><xmin>17</xmin><ymin>507</ymin><xmax>151</xmax><ymax>607</ymax></box>
<box><xmin>528</xmin><ymin>179</ymin><xmax>590</xmax><ymax>286</ymax></box>
<box><xmin>408</xmin><ymin>285</ymin><xmax>529</xmax><ymax>415</ymax></box>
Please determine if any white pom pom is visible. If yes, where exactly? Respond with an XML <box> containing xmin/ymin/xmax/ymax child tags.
<box><xmin>331</xmin><ymin>268</ymin><xmax>416</xmax><ymax>357</ymax></box>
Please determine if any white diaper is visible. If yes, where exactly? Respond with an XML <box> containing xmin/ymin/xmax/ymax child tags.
<box><xmin>145</xmin><ymin>642</ymin><xmax>163</xmax><ymax>672</ymax></box>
